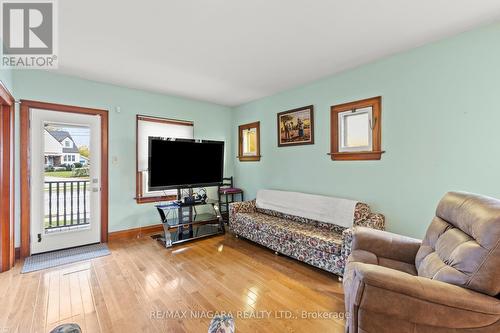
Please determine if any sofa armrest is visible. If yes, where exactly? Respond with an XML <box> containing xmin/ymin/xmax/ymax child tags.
<box><xmin>354</xmin><ymin>203</ymin><xmax>386</xmax><ymax>230</ymax></box>
<box><xmin>229</xmin><ymin>200</ymin><xmax>256</xmax><ymax>225</ymax></box>
<box><xmin>340</xmin><ymin>228</ymin><xmax>355</xmax><ymax>274</ymax></box>
<box><xmin>345</xmin><ymin>263</ymin><xmax>500</xmax><ymax>329</ymax></box>
<box><xmin>229</xmin><ymin>199</ymin><xmax>256</xmax><ymax>214</ymax></box>
<box><xmin>351</xmin><ymin>226</ymin><xmax>421</xmax><ymax>264</ymax></box>
<box><xmin>364</xmin><ymin>212</ymin><xmax>385</xmax><ymax>230</ymax></box>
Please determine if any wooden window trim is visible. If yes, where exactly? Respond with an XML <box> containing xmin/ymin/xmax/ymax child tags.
<box><xmin>0</xmin><ymin>81</ymin><xmax>15</xmax><ymax>272</ymax></box>
<box><xmin>135</xmin><ymin>195</ymin><xmax>178</xmax><ymax>204</ymax></box>
<box><xmin>238</xmin><ymin>121</ymin><xmax>261</xmax><ymax>162</ymax></box>
<box><xmin>20</xmin><ymin>100</ymin><xmax>109</xmax><ymax>258</ymax></box>
<box><xmin>135</xmin><ymin>115</ymin><xmax>193</xmax><ymax>204</ymax></box>
<box><xmin>135</xmin><ymin>169</ymin><xmax>177</xmax><ymax>203</ymax></box>
<box><xmin>330</xmin><ymin>96</ymin><xmax>385</xmax><ymax>161</ymax></box>
<box><xmin>137</xmin><ymin>115</ymin><xmax>193</xmax><ymax>127</ymax></box>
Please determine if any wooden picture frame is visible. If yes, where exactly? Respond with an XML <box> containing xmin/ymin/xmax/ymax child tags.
<box><xmin>238</xmin><ymin>121</ymin><xmax>261</xmax><ymax>162</ymax></box>
<box><xmin>330</xmin><ymin>96</ymin><xmax>384</xmax><ymax>161</ymax></box>
<box><xmin>277</xmin><ymin>105</ymin><xmax>314</xmax><ymax>147</ymax></box>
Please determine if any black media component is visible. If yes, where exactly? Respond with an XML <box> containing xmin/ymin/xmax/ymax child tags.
<box><xmin>148</xmin><ymin>137</ymin><xmax>224</xmax><ymax>191</ymax></box>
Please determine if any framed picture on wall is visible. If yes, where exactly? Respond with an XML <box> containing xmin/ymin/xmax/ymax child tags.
<box><xmin>277</xmin><ymin>105</ymin><xmax>314</xmax><ymax>147</ymax></box>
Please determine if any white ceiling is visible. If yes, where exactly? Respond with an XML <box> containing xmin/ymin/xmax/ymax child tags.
<box><xmin>56</xmin><ymin>0</ymin><xmax>500</xmax><ymax>106</ymax></box>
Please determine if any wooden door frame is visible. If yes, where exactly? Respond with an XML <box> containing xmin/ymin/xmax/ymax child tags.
<box><xmin>0</xmin><ymin>82</ymin><xmax>15</xmax><ymax>272</ymax></box>
<box><xmin>20</xmin><ymin>100</ymin><xmax>109</xmax><ymax>258</ymax></box>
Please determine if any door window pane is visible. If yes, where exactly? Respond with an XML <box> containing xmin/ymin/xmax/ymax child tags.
<box><xmin>44</xmin><ymin>123</ymin><xmax>90</xmax><ymax>232</ymax></box>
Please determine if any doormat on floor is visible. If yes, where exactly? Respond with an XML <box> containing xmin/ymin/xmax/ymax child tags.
<box><xmin>21</xmin><ymin>243</ymin><xmax>110</xmax><ymax>273</ymax></box>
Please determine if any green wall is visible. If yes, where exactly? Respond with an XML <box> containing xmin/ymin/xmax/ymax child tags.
<box><xmin>7</xmin><ymin>22</ymin><xmax>500</xmax><ymax>244</ymax></box>
<box><xmin>12</xmin><ymin>70</ymin><xmax>233</xmax><ymax>245</ymax></box>
<box><xmin>232</xmin><ymin>23</ymin><xmax>500</xmax><ymax>239</ymax></box>
<box><xmin>0</xmin><ymin>68</ymin><xmax>13</xmax><ymax>93</ymax></box>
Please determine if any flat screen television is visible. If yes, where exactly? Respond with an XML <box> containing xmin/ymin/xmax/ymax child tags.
<box><xmin>148</xmin><ymin>137</ymin><xmax>224</xmax><ymax>191</ymax></box>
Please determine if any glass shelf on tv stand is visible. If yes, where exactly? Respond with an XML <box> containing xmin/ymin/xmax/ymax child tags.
<box><xmin>154</xmin><ymin>199</ymin><xmax>225</xmax><ymax>247</ymax></box>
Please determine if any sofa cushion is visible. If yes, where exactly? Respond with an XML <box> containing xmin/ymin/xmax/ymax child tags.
<box><xmin>233</xmin><ymin>221</ymin><xmax>345</xmax><ymax>275</ymax></box>
<box><xmin>415</xmin><ymin>192</ymin><xmax>500</xmax><ymax>296</ymax></box>
<box><xmin>235</xmin><ymin>212</ymin><xmax>343</xmax><ymax>254</ymax></box>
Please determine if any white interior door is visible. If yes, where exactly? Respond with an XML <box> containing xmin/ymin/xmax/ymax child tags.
<box><xmin>30</xmin><ymin>109</ymin><xmax>101</xmax><ymax>254</ymax></box>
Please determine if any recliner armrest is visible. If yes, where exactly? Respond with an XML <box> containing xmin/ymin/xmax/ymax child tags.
<box><xmin>351</xmin><ymin>227</ymin><xmax>421</xmax><ymax>264</ymax></box>
<box><xmin>345</xmin><ymin>263</ymin><xmax>500</xmax><ymax>329</ymax></box>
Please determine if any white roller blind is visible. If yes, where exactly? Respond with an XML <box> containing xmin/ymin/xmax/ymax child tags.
<box><xmin>137</xmin><ymin>116</ymin><xmax>194</xmax><ymax>197</ymax></box>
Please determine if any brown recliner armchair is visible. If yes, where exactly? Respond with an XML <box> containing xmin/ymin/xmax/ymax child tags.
<box><xmin>343</xmin><ymin>192</ymin><xmax>500</xmax><ymax>333</ymax></box>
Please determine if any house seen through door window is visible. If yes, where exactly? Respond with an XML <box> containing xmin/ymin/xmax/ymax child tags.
<box><xmin>44</xmin><ymin>123</ymin><xmax>90</xmax><ymax>232</ymax></box>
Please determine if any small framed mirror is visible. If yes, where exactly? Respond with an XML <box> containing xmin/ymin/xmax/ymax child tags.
<box><xmin>238</xmin><ymin>121</ymin><xmax>261</xmax><ymax>162</ymax></box>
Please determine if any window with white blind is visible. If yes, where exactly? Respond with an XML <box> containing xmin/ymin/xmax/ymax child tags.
<box><xmin>136</xmin><ymin>115</ymin><xmax>194</xmax><ymax>203</ymax></box>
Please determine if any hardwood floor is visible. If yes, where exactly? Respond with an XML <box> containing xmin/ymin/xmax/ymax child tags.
<box><xmin>0</xmin><ymin>233</ymin><xmax>346</xmax><ymax>333</ymax></box>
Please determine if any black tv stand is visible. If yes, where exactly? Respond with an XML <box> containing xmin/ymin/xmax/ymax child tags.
<box><xmin>154</xmin><ymin>198</ymin><xmax>224</xmax><ymax>248</ymax></box>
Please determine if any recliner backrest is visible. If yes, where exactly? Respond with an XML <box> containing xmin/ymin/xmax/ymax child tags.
<box><xmin>415</xmin><ymin>191</ymin><xmax>500</xmax><ymax>296</ymax></box>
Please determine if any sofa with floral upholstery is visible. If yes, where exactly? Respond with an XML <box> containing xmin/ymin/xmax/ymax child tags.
<box><xmin>229</xmin><ymin>190</ymin><xmax>385</xmax><ymax>277</ymax></box>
